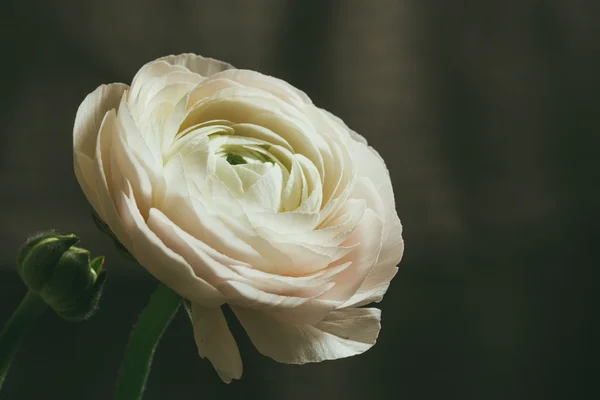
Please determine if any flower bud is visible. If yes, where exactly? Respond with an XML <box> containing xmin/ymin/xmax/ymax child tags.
<box><xmin>16</xmin><ymin>231</ymin><xmax>107</xmax><ymax>321</ymax></box>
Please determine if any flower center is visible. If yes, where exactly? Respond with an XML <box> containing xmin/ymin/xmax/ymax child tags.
<box><xmin>225</xmin><ymin>153</ymin><xmax>247</xmax><ymax>165</ymax></box>
<box><xmin>166</xmin><ymin>122</ymin><xmax>307</xmax><ymax>212</ymax></box>
<box><xmin>215</xmin><ymin>143</ymin><xmax>273</xmax><ymax>166</ymax></box>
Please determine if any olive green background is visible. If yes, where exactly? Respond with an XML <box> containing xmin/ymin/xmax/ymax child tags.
<box><xmin>0</xmin><ymin>0</ymin><xmax>597</xmax><ymax>399</ymax></box>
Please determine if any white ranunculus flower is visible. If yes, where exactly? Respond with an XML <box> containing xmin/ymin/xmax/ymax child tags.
<box><xmin>73</xmin><ymin>54</ymin><xmax>403</xmax><ymax>382</ymax></box>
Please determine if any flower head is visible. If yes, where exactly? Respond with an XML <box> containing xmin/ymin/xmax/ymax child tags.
<box><xmin>73</xmin><ymin>54</ymin><xmax>403</xmax><ymax>382</ymax></box>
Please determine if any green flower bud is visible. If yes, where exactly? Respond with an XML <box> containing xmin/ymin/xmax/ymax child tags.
<box><xmin>16</xmin><ymin>231</ymin><xmax>107</xmax><ymax>322</ymax></box>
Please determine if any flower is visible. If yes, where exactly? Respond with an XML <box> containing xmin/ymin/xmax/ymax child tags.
<box><xmin>73</xmin><ymin>54</ymin><xmax>403</xmax><ymax>382</ymax></box>
<box><xmin>17</xmin><ymin>231</ymin><xmax>106</xmax><ymax>321</ymax></box>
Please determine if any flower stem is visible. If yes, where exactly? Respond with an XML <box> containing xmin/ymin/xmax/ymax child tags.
<box><xmin>0</xmin><ymin>291</ymin><xmax>47</xmax><ymax>389</ymax></box>
<box><xmin>116</xmin><ymin>283</ymin><xmax>182</xmax><ymax>400</ymax></box>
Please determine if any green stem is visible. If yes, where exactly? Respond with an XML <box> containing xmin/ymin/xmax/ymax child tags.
<box><xmin>116</xmin><ymin>283</ymin><xmax>182</xmax><ymax>400</ymax></box>
<box><xmin>0</xmin><ymin>291</ymin><xmax>47</xmax><ymax>389</ymax></box>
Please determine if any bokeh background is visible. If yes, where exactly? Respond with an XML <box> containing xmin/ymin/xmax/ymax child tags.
<box><xmin>0</xmin><ymin>0</ymin><xmax>597</xmax><ymax>399</ymax></box>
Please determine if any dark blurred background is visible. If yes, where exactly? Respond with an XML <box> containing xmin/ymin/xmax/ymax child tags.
<box><xmin>0</xmin><ymin>0</ymin><xmax>598</xmax><ymax>399</ymax></box>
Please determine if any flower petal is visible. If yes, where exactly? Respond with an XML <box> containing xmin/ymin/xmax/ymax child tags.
<box><xmin>74</xmin><ymin>152</ymin><xmax>102</xmax><ymax>216</ymax></box>
<box><xmin>232</xmin><ymin>306</ymin><xmax>381</xmax><ymax>364</ymax></box>
<box><xmin>219</xmin><ymin>280</ymin><xmax>338</xmax><ymax>325</ymax></box>
<box><xmin>350</xmin><ymin>140</ymin><xmax>397</xmax><ymax>223</ymax></box>
<box><xmin>242</xmin><ymin>164</ymin><xmax>283</xmax><ymax>211</ymax></box>
<box><xmin>226</xmin><ymin>262</ymin><xmax>350</xmax><ymax>297</ymax></box>
<box><xmin>117</xmin><ymin>181</ymin><xmax>224</xmax><ymax>306</ymax></box>
<box><xmin>158</xmin><ymin>53</ymin><xmax>234</xmax><ymax>77</ymax></box>
<box><xmin>112</xmin><ymin>117</ymin><xmax>154</xmax><ymax>218</ymax></box>
<box><xmin>117</xmin><ymin>97</ymin><xmax>163</xmax><ymax>177</ymax></box>
<box><xmin>320</xmin><ymin>209</ymin><xmax>384</xmax><ymax>303</ymax></box>
<box><xmin>146</xmin><ymin>207</ymin><xmax>240</xmax><ymax>283</ymax></box>
<box><xmin>73</xmin><ymin>83</ymin><xmax>128</xmax><ymax>158</ymax></box>
<box><xmin>190</xmin><ymin>304</ymin><xmax>242</xmax><ymax>383</ymax></box>
<box><xmin>344</xmin><ymin>214</ymin><xmax>403</xmax><ymax>308</ymax></box>
<box><xmin>158</xmin><ymin>156</ymin><xmax>272</xmax><ymax>271</ymax></box>
<box><xmin>147</xmin><ymin>208</ymin><xmax>340</xmax><ymax>325</ymax></box>
<box><xmin>90</xmin><ymin>110</ymin><xmax>133</xmax><ymax>249</ymax></box>
<box><xmin>73</xmin><ymin>86</ymin><xmax>127</xmax><ymax>230</ymax></box>
<box><xmin>129</xmin><ymin>61</ymin><xmax>198</xmax><ymax>108</ymax></box>
<box><xmin>343</xmin><ymin>140</ymin><xmax>404</xmax><ymax>307</ymax></box>
<box><xmin>212</xmin><ymin>69</ymin><xmax>312</xmax><ymax>107</ymax></box>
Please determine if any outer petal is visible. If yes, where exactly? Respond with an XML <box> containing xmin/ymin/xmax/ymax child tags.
<box><xmin>76</xmin><ymin>109</ymin><xmax>134</xmax><ymax>252</ymax></box>
<box><xmin>219</xmin><ymin>280</ymin><xmax>339</xmax><ymax>326</ymax></box>
<box><xmin>190</xmin><ymin>304</ymin><xmax>242</xmax><ymax>383</ymax></box>
<box><xmin>320</xmin><ymin>209</ymin><xmax>384</xmax><ymax>303</ymax></box>
<box><xmin>226</xmin><ymin>261</ymin><xmax>351</xmax><ymax>297</ymax></box>
<box><xmin>343</xmin><ymin>142</ymin><xmax>404</xmax><ymax>307</ymax></box>
<box><xmin>146</xmin><ymin>209</ymin><xmax>340</xmax><ymax>325</ymax></box>
<box><xmin>111</xmin><ymin>116</ymin><xmax>154</xmax><ymax>218</ymax></box>
<box><xmin>79</xmin><ymin>110</ymin><xmax>134</xmax><ymax>251</ymax></box>
<box><xmin>158</xmin><ymin>53</ymin><xmax>234</xmax><ymax>77</ymax></box>
<box><xmin>350</xmin><ymin>142</ymin><xmax>397</xmax><ymax>222</ymax></box>
<box><xmin>304</xmin><ymin>107</ymin><xmax>403</xmax><ymax>307</ymax></box>
<box><xmin>73</xmin><ymin>83</ymin><xmax>128</xmax><ymax>218</ymax></box>
<box><xmin>74</xmin><ymin>152</ymin><xmax>102</xmax><ymax>218</ymax></box>
<box><xmin>232</xmin><ymin>306</ymin><xmax>381</xmax><ymax>364</ymax></box>
<box><xmin>73</xmin><ymin>83</ymin><xmax>128</xmax><ymax>158</ymax></box>
<box><xmin>127</xmin><ymin>61</ymin><xmax>203</xmax><ymax>128</ymax></box>
<box><xmin>345</xmin><ymin>214</ymin><xmax>403</xmax><ymax>308</ymax></box>
<box><xmin>117</xmin><ymin>181</ymin><xmax>224</xmax><ymax>306</ymax></box>
<box><xmin>211</xmin><ymin>69</ymin><xmax>312</xmax><ymax>107</ymax></box>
